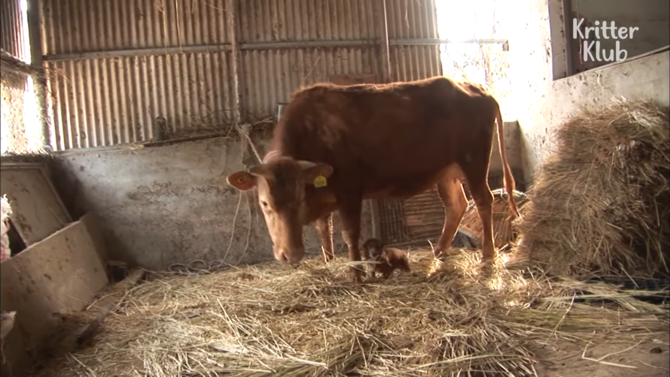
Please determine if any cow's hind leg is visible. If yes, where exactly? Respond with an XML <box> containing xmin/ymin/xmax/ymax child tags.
<box><xmin>315</xmin><ymin>213</ymin><xmax>335</xmax><ymax>262</ymax></box>
<box><xmin>463</xmin><ymin>168</ymin><xmax>496</xmax><ymax>262</ymax></box>
<box><xmin>337</xmin><ymin>195</ymin><xmax>366</xmax><ymax>283</ymax></box>
<box><xmin>432</xmin><ymin>176</ymin><xmax>468</xmax><ymax>260</ymax></box>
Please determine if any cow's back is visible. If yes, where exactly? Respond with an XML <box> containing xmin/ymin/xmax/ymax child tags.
<box><xmin>271</xmin><ymin>77</ymin><xmax>498</xmax><ymax>196</ymax></box>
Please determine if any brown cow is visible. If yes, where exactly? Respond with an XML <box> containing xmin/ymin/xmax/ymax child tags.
<box><xmin>361</xmin><ymin>238</ymin><xmax>411</xmax><ymax>279</ymax></box>
<box><xmin>226</xmin><ymin>76</ymin><xmax>520</xmax><ymax>283</ymax></box>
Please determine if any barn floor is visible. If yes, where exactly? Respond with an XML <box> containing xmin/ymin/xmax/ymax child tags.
<box><xmin>30</xmin><ymin>249</ymin><xmax>669</xmax><ymax>377</ymax></box>
<box><xmin>535</xmin><ymin>335</ymin><xmax>669</xmax><ymax>377</ymax></box>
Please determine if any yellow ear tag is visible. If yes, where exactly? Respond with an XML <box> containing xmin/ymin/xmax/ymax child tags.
<box><xmin>313</xmin><ymin>175</ymin><xmax>327</xmax><ymax>188</ymax></box>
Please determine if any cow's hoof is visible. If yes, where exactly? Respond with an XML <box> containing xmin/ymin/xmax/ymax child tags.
<box><xmin>432</xmin><ymin>249</ymin><xmax>448</xmax><ymax>262</ymax></box>
<box><xmin>479</xmin><ymin>259</ymin><xmax>495</xmax><ymax>276</ymax></box>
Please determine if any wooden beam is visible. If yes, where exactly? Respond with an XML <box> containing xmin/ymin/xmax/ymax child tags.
<box><xmin>26</xmin><ymin>0</ymin><xmax>50</xmax><ymax>147</ymax></box>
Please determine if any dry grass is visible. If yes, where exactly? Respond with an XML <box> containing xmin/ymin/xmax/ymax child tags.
<box><xmin>32</xmin><ymin>250</ymin><xmax>668</xmax><ymax>377</ymax></box>
<box><xmin>460</xmin><ymin>189</ymin><xmax>530</xmax><ymax>250</ymax></box>
<box><xmin>515</xmin><ymin>100</ymin><xmax>670</xmax><ymax>278</ymax></box>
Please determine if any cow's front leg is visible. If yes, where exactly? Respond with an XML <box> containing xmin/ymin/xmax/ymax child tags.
<box><xmin>315</xmin><ymin>213</ymin><xmax>335</xmax><ymax>262</ymax></box>
<box><xmin>338</xmin><ymin>196</ymin><xmax>366</xmax><ymax>283</ymax></box>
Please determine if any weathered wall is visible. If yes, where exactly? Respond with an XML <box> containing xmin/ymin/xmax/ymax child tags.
<box><xmin>49</xmin><ymin>136</ymin><xmax>373</xmax><ymax>270</ymax></box>
<box><xmin>510</xmin><ymin>0</ymin><xmax>669</xmax><ymax>185</ymax></box>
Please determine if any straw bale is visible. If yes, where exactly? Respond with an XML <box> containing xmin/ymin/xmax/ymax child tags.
<box><xmin>515</xmin><ymin>100</ymin><xmax>670</xmax><ymax>278</ymax></box>
<box><xmin>31</xmin><ymin>251</ymin><xmax>668</xmax><ymax>377</ymax></box>
<box><xmin>459</xmin><ymin>189</ymin><xmax>529</xmax><ymax>250</ymax></box>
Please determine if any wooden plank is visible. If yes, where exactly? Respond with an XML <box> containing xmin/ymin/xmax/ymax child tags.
<box><xmin>0</xmin><ymin>220</ymin><xmax>108</xmax><ymax>376</ymax></box>
<box><xmin>78</xmin><ymin>269</ymin><xmax>145</xmax><ymax>345</ymax></box>
<box><xmin>47</xmin><ymin>269</ymin><xmax>145</xmax><ymax>354</ymax></box>
<box><xmin>81</xmin><ymin>212</ymin><xmax>108</xmax><ymax>263</ymax></box>
<box><xmin>0</xmin><ymin>162</ymin><xmax>71</xmax><ymax>245</ymax></box>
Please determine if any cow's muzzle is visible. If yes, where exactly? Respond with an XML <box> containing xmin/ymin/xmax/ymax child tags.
<box><xmin>275</xmin><ymin>247</ymin><xmax>305</xmax><ymax>265</ymax></box>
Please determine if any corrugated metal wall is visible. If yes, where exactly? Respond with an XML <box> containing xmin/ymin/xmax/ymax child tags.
<box><xmin>35</xmin><ymin>0</ymin><xmax>447</xmax><ymax>247</ymax></box>
<box><xmin>387</xmin><ymin>0</ymin><xmax>441</xmax><ymax>81</ymax></box>
<box><xmin>1</xmin><ymin>0</ymin><xmax>29</xmax><ymax>62</ymax></box>
<box><xmin>41</xmin><ymin>0</ymin><xmax>236</xmax><ymax>149</ymax></box>
<box><xmin>237</xmin><ymin>0</ymin><xmax>380</xmax><ymax>118</ymax></box>
<box><xmin>40</xmin><ymin>0</ymin><xmax>441</xmax><ymax>150</ymax></box>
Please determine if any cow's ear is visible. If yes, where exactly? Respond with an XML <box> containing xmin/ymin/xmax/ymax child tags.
<box><xmin>303</xmin><ymin>163</ymin><xmax>334</xmax><ymax>187</ymax></box>
<box><xmin>226</xmin><ymin>171</ymin><xmax>258</xmax><ymax>191</ymax></box>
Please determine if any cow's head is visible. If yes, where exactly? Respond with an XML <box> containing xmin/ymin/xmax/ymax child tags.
<box><xmin>362</xmin><ymin>238</ymin><xmax>385</xmax><ymax>260</ymax></box>
<box><xmin>226</xmin><ymin>157</ymin><xmax>334</xmax><ymax>265</ymax></box>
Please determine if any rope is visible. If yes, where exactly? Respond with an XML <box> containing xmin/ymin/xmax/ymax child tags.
<box><xmin>235</xmin><ymin>123</ymin><xmax>263</xmax><ymax>164</ymax></box>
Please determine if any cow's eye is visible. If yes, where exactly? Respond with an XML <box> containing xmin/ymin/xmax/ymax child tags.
<box><xmin>260</xmin><ymin>201</ymin><xmax>268</xmax><ymax>208</ymax></box>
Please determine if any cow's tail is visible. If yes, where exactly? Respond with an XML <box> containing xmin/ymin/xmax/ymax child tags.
<box><xmin>494</xmin><ymin>100</ymin><xmax>521</xmax><ymax>218</ymax></box>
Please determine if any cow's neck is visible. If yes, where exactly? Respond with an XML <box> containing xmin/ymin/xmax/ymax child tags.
<box><xmin>303</xmin><ymin>186</ymin><xmax>338</xmax><ymax>224</ymax></box>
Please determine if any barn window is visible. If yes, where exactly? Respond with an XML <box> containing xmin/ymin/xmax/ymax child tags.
<box><xmin>555</xmin><ymin>0</ymin><xmax>669</xmax><ymax>78</ymax></box>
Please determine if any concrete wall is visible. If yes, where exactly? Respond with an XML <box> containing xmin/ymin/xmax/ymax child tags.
<box><xmin>510</xmin><ymin>0</ymin><xmax>669</xmax><ymax>185</ymax></box>
<box><xmin>49</xmin><ymin>136</ymin><xmax>374</xmax><ymax>271</ymax></box>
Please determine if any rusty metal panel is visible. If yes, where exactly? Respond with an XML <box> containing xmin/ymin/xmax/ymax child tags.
<box><xmin>386</xmin><ymin>0</ymin><xmax>441</xmax><ymax>81</ymax></box>
<box><xmin>235</xmin><ymin>0</ymin><xmax>381</xmax><ymax>118</ymax></box>
<box><xmin>39</xmin><ymin>0</ymin><xmax>444</xmax><ymax>149</ymax></box>
<box><xmin>40</xmin><ymin>0</ymin><xmax>231</xmax><ymax>55</ymax></box>
<box><xmin>40</xmin><ymin>0</ymin><xmax>387</xmax><ymax>150</ymax></box>
<box><xmin>46</xmin><ymin>51</ymin><xmax>235</xmax><ymax>150</ymax></box>
<box><xmin>386</xmin><ymin>0</ymin><xmax>439</xmax><ymax>39</ymax></box>
<box><xmin>238</xmin><ymin>0</ymin><xmax>378</xmax><ymax>43</ymax></box>
<box><xmin>240</xmin><ymin>47</ymin><xmax>379</xmax><ymax>119</ymax></box>
<box><xmin>1</xmin><ymin>0</ymin><xmax>29</xmax><ymax>62</ymax></box>
<box><xmin>390</xmin><ymin>45</ymin><xmax>442</xmax><ymax>82</ymax></box>
<box><xmin>41</xmin><ymin>0</ymin><xmax>236</xmax><ymax>150</ymax></box>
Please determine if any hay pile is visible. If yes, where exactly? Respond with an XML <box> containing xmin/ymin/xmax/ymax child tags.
<box><xmin>516</xmin><ymin>100</ymin><xmax>670</xmax><ymax>277</ymax></box>
<box><xmin>32</xmin><ymin>251</ymin><xmax>668</xmax><ymax>377</ymax></box>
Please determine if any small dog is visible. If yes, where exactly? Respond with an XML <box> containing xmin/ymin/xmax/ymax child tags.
<box><xmin>361</xmin><ymin>238</ymin><xmax>411</xmax><ymax>279</ymax></box>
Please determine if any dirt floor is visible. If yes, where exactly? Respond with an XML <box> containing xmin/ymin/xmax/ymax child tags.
<box><xmin>535</xmin><ymin>331</ymin><xmax>669</xmax><ymax>376</ymax></box>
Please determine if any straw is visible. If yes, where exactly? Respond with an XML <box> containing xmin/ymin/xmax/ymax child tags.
<box><xmin>32</xmin><ymin>250</ymin><xmax>668</xmax><ymax>377</ymax></box>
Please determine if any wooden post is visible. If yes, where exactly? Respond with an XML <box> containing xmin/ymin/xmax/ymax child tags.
<box><xmin>225</xmin><ymin>0</ymin><xmax>242</xmax><ymax>125</ymax></box>
<box><xmin>26</xmin><ymin>0</ymin><xmax>50</xmax><ymax>148</ymax></box>
<box><xmin>377</xmin><ymin>0</ymin><xmax>392</xmax><ymax>83</ymax></box>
